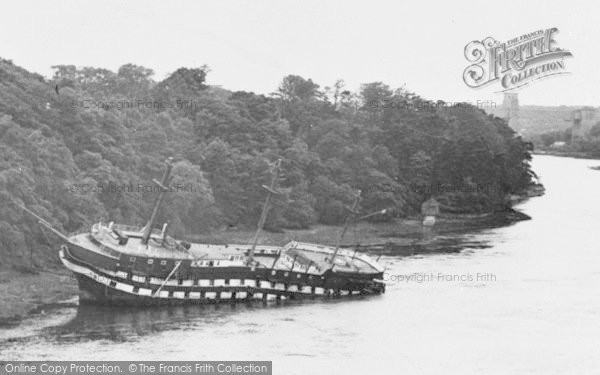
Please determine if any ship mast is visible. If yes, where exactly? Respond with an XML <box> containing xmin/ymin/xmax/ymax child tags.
<box><xmin>247</xmin><ymin>159</ymin><xmax>281</xmax><ymax>264</ymax></box>
<box><xmin>329</xmin><ymin>190</ymin><xmax>361</xmax><ymax>267</ymax></box>
<box><xmin>141</xmin><ymin>157</ymin><xmax>174</xmax><ymax>245</ymax></box>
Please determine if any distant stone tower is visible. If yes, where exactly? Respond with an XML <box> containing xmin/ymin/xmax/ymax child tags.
<box><xmin>502</xmin><ymin>93</ymin><xmax>519</xmax><ymax>129</ymax></box>
<box><xmin>571</xmin><ymin>107</ymin><xmax>598</xmax><ymax>139</ymax></box>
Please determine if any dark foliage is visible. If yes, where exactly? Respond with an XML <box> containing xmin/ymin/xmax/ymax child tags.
<box><xmin>0</xmin><ymin>59</ymin><xmax>534</xmax><ymax>269</ymax></box>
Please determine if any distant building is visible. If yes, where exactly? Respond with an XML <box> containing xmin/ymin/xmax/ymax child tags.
<box><xmin>502</xmin><ymin>93</ymin><xmax>520</xmax><ymax>130</ymax></box>
<box><xmin>571</xmin><ymin>107</ymin><xmax>600</xmax><ymax>139</ymax></box>
<box><xmin>483</xmin><ymin>100</ymin><xmax>599</xmax><ymax>138</ymax></box>
<box><xmin>421</xmin><ymin>198</ymin><xmax>440</xmax><ymax>216</ymax></box>
<box><xmin>421</xmin><ymin>198</ymin><xmax>440</xmax><ymax>227</ymax></box>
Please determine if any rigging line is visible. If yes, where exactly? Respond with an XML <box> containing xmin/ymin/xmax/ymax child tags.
<box><xmin>152</xmin><ymin>261</ymin><xmax>182</xmax><ymax>298</ymax></box>
<box><xmin>352</xmin><ymin>217</ymin><xmax>358</xmax><ymax>247</ymax></box>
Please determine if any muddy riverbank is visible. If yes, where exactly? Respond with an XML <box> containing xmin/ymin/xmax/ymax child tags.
<box><xmin>0</xmin><ymin>270</ymin><xmax>78</xmax><ymax>327</ymax></box>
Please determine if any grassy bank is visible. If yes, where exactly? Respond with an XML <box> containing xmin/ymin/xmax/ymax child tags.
<box><xmin>0</xmin><ymin>269</ymin><xmax>78</xmax><ymax>326</ymax></box>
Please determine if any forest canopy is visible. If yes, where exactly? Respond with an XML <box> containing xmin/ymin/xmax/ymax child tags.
<box><xmin>0</xmin><ymin>58</ymin><xmax>534</xmax><ymax>269</ymax></box>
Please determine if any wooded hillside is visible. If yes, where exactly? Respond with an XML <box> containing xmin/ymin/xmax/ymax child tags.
<box><xmin>0</xmin><ymin>58</ymin><xmax>534</xmax><ymax>270</ymax></box>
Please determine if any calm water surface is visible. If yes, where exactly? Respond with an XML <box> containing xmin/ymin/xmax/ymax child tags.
<box><xmin>1</xmin><ymin>155</ymin><xmax>599</xmax><ymax>374</ymax></box>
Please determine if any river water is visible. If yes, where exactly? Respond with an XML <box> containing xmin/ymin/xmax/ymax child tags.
<box><xmin>1</xmin><ymin>155</ymin><xmax>599</xmax><ymax>374</ymax></box>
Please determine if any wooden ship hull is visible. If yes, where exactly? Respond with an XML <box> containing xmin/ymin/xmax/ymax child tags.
<box><xmin>23</xmin><ymin>157</ymin><xmax>386</xmax><ymax>307</ymax></box>
<box><xmin>58</xmin><ymin>227</ymin><xmax>385</xmax><ymax>306</ymax></box>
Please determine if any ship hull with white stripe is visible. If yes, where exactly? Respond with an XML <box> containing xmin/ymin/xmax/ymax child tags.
<box><xmin>59</xmin><ymin>240</ymin><xmax>385</xmax><ymax>306</ymax></box>
<box><xmin>23</xmin><ymin>158</ymin><xmax>386</xmax><ymax>307</ymax></box>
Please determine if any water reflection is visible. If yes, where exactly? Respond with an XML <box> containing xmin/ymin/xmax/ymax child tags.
<box><xmin>45</xmin><ymin>305</ymin><xmax>221</xmax><ymax>342</ymax></box>
<box><xmin>37</xmin><ymin>295</ymin><xmax>375</xmax><ymax>345</ymax></box>
<box><xmin>368</xmin><ymin>235</ymin><xmax>492</xmax><ymax>257</ymax></box>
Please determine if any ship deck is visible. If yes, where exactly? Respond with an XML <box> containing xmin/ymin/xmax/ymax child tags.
<box><xmin>69</xmin><ymin>223</ymin><xmax>383</xmax><ymax>275</ymax></box>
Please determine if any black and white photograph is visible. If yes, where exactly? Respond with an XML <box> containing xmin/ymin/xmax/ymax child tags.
<box><xmin>0</xmin><ymin>1</ymin><xmax>598</xmax><ymax>374</ymax></box>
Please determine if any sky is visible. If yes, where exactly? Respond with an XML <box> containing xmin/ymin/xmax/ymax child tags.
<box><xmin>0</xmin><ymin>0</ymin><xmax>598</xmax><ymax>106</ymax></box>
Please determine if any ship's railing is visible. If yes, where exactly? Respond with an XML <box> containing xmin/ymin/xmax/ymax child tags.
<box><xmin>85</xmin><ymin>234</ymin><xmax>123</xmax><ymax>259</ymax></box>
<box><xmin>98</xmin><ymin>223</ymin><xmax>163</xmax><ymax>236</ymax></box>
<box><xmin>288</xmin><ymin>241</ymin><xmax>384</xmax><ymax>272</ymax></box>
<box><xmin>98</xmin><ymin>223</ymin><xmax>187</xmax><ymax>252</ymax></box>
<box><xmin>162</xmin><ymin>235</ymin><xmax>193</xmax><ymax>254</ymax></box>
<box><xmin>111</xmin><ymin>224</ymin><xmax>143</xmax><ymax>234</ymax></box>
<box><xmin>96</xmin><ymin>243</ymin><xmax>123</xmax><ymax>259</ymax></box>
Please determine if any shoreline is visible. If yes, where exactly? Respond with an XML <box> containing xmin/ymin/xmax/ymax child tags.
<box><xmin>0</xmin><ymin>269</ymin><xmax>78</xmax><ymax>328</ymax></box>
<box><xmin>190</xmin><ymin>209</ymin><xmax>530</xmax><ymax>252</ymax></box>
<box><xmin>532</xmin><ymin>151</ymin><xmax>600</xmax><ymax>170</ymax></box>
<box><xmin>533</xmin><ymin>149</ymin><xmax>600</xmax><ymax>160</ymax></box>
<box><xmin>0</xmin><ymin>190</ymin><xmax>539</xmax><ymax>327</ymax></box>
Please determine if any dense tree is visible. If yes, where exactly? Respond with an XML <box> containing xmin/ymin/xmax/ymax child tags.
<box><xmin>0</xmin><ymin>58</ymin><xmax>535</xmax><ymax>270</ymax></box>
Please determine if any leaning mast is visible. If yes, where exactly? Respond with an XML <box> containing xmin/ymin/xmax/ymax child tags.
<box><xmin>329</xmin><ymin>190</ymin><xmax>361</xmax><ymax>267</ymax></box>
<box><xmin>247</xmin><ymin>159</ymin><xmax>281</xmax><ymax>264</ymax></box>
<box><xmin>141</xmin><ymin>157</ymin><xmax>174</xmax><ymax>245</ymax></box>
